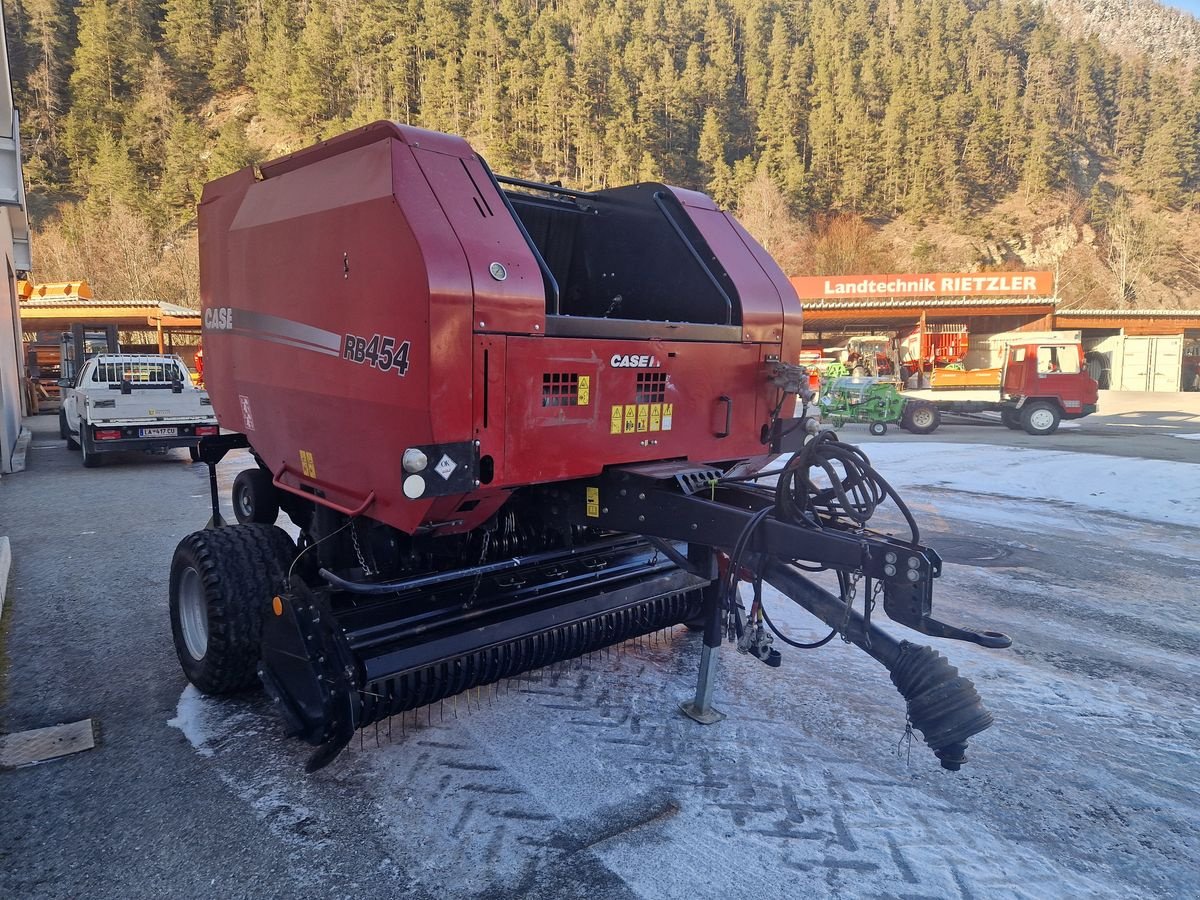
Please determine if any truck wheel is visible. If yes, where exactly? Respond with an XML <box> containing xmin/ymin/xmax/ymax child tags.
<box><xmin>902</xmin><ymin>402</ymin><xmax>941</xmax><ymax>435</ymax></box>
<box><xmin>1000</xmin><ymin>408</ymin><xmax>1022</xmax><ymax>430</ymax></box>
<box><xmin>169</xmin><ymin>524</ymin><xmax>297</xmax><ymax>694</ymax></box>
<box><xmin>63</xmin><ymin>412</ymin><xmax>81</xmax><ymax>450</ymax></box>
<box><xmin>233</xmin><ymin>468</ymin><xmax>280</xmax><ymax>525</ymax></box>
<box><xmin>869</xmin><ymin>421</ymin><xmax>888</xmax><ymax>436</ymax></box>
<box><xmin>1020</xmin><ymin>401</ymin><xmax>1061</xmax><ymax>436</ymax></box>
<box><xmin>81</xmin><ymin>433</ymin><xmax>102</xmax><ymax>467</ymax></box>
<box><xmin>189</xmin><ymin>444</ymin><xmax>201</xmax><ymax>463</ymax></box>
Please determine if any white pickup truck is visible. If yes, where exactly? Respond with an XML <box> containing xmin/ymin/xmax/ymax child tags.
<box><xmin>60</xmin><ymin>354</ymin><xmax>219</xmax><ymax>467</ymax></box>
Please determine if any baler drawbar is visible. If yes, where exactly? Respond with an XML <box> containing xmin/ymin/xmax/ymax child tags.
<box><xmin>171</xmin><ymin>121</ymin><xmax>1010</xmax><ymax>772</ymax></box>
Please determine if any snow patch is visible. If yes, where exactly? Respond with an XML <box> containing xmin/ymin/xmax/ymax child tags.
<box><xmin>167</xmin><ymin>684</ymin><xmax>219</xmax><ymax>757</ymax></box>
<box><xmin>855</xmin><ymin>442</ymin><xmax>1200</xmax><ymax>527</ymax></box>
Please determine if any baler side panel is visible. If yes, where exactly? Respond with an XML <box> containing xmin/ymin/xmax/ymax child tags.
<box><xmin>670</xmin><ymin>198</ymin><xmax>783</xmax><ymax>346</ymax></box>
<box><xmin>410</xmin><ymin>149</ymin><xmax>547</xmax><ymax>336</ymax></box>
<box><xmin>500</xmin><ymin>337</ymin><xmax>768</xmax><ymax>486</ymax></box>
<box><xmin>390</xmin><ymin>144</ymin><xmax>476</xmax><ymax>446</ymax></box>
<box><xmin>202</xmin><ymin>137</ymin><xmax>472</xmax><ymax>534</ymax></box>
<box><xmin>726</xmin><ymin>215</ymin><xmax>806</xmax><ymax>366</ymax></box>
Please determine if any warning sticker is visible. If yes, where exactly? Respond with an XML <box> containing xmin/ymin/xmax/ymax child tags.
<box><xmin>578</xmin><ymin>375</ymin><xmax>590</xmax><ymax>406</ymax></box>
<box><xmin>623</xmin><ymin>405</ymin><xmax>637</xmax><ymax>434</ymax></box>
<box><xmin>636</xmin><ymin>404</ymin><xmax>649</xmax><ymax>432</ymax></box>
<box><xmin>586</xmin><ymin>486</ymin><xmax>600</xmax><ymax>518</ymax></box>
<box><xmin>662</xmin><ymin>403</ymin><xmax>674</xmax><ymax>431</ymax></box>
<box><xmin>300</xmin><ymin>449</ymin><xmax>317</xmax><ymax>478</ymax></box>
<box><xmin>649</xmin><ymin>402</ymin><xmax>662</xmax><ymax>431</ymax></box>
<box><xmin>610</xmin><ymin>405</ymin><xmax>623</xmax><ymax>434</ymax></box>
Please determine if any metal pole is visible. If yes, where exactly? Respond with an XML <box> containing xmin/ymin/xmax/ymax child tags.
<box><xmin>680</xmin><ymin>581</ymin><xmax>725</xmax><ymax>724</ymax></box>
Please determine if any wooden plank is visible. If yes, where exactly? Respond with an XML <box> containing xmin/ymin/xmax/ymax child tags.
<box><xmin>0</xmin><ymin>720</ymin><xmax>97</xmax><ymax>768</ymax></box>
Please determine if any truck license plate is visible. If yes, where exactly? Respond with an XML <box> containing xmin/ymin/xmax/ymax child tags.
<box><xmin>139</xmin><ymin>427</ymin><xmax>178</xmax><ymax>438</ymax></box>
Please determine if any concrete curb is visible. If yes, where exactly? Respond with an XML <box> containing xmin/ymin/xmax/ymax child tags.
<box><xmin>9</xmin><ymin>427</ymin><xmax>32</xmax><ymax>473</ymax></box>
<box><xmin>0</xmin><ymin>536</ymin><xmax>11</xmax><ymax>619</ymax></box>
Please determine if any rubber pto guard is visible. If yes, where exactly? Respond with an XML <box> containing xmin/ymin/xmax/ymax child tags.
<box><xmin>889</xmin><ymin>641</ymin><xmax>994</xmax><ymax>771</ymax></box>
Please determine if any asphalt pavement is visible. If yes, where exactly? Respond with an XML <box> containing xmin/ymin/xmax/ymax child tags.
<box><xmin>1</xmin><ymin>405</ymin><xmax>1197</xmax><ymax>899</ymax></box>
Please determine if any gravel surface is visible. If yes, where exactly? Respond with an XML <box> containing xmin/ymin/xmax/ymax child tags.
<box><xmin>1</xmin><ymin>412</ymin><xmax>1197</xmax><ymax>899</ymax></box>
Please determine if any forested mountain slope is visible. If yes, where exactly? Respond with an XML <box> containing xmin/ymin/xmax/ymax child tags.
<box><xmin>5</xmin><ymin>0</ymin><xmax>1199</xmax><ymax>307</ymax></box>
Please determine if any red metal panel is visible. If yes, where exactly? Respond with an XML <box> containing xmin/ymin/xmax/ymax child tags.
<box><xmin>499</xmin><ymin>336</ymin><xmax>769</xmax><ymax>486</ymax></box>
<box><xmin>410</xmin><ymin>148</ymin><xmax>546</xmax><ymax>336</ymax></box>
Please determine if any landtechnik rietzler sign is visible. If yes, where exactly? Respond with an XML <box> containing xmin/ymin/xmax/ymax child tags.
<box><xmin>790</xmin><ymin>271</ymin><xmax>1056</xmax><ymax>300</ymax></box>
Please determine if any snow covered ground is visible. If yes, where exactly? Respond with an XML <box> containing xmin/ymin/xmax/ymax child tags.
<box><xmin>163</xmin><ymin>442</ymin><xmax>1200</xmax><ymax>899</ymax></box>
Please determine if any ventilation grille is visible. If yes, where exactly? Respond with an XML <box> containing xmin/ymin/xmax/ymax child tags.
<box><xmin>542</xmin><ymin>373</ymin><xmax>580</xmax><ymax>407</ymax></box>
<box><xmin>635</xmin><ymin>372</ymin><xmax>668</xmax><ymax>403</ymax></box>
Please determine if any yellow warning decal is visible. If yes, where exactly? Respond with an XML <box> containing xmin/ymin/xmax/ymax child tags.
<box><xmin>577</xmin><ymin>375</ymin><xmax>590</xmax><ymax>406</ymax></box>
<box><xmin>636</xmin><ymin>403</ymin><xmax>649</xmax><ymax>432</ymax></box>
<box><xmin>623</xmin><ymin>405</ymin><xmax>637</xmax><ymax>434</ymax></box>
<box><xmin>299</xmin><ymin>449</ymin><xmax>317</xmax><ymax>478</ymax></box>
<box><xmin>610</xmin><ymin>404</ymin><xmax>624</xmax><ymax>434</ymax></box>
<box><xmin>662</xmin><ymin>403</ymin><xmax>674</xmax><ymax>431</ymax></box>
<box><xmin>649</xmin><ymin>403</ymin><xmax>662</xmax><ymax>431</ymax></box>
<box><xmin>586</xmin><ymin>486</ymin><xmax>600</xmax><ymax>518</ymax></box>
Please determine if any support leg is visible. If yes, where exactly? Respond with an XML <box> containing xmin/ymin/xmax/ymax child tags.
<box><xmin>204</xmin><ymin>461</ymin><xmax>226</xmax><ymax>529</ymax></box>
<box><xmin>680</xmin><ymin>580</ymin><xmax>725</xmax><ymax>724</ymax></box>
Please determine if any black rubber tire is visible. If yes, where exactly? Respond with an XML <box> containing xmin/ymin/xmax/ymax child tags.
<box><xmin>64</xmin><ymin>413</ymin><xmax>81</xmax><ymax>450</ymax></box>
<box><xmin>902</xmin><ymin>402</ymin><xmax>941</xmax><ymax>435</ymax></box>
<box><xmin>869</xmin><ymin>421</ymin><xmax>888</xmax><ymax>436</ymax></box>
<box><xmin>189</xmin><ymin>444</ymin><xmax>201</xmax><ymax>463</ymax></box>
<box><xmin>1020</xmin><ymin>401</ymin><xmax>1061</xmax><ymax>436</ymax></box>
<box><xmin>1000</xmin><ymin>408</ymin><xmax>1022</xmax><ymax>430</ymax></box>
<box><xmin>169</xmin><ymin>524</ymin><xmax>297</xmax><ymax>695</ymax></box>
<box><xmin>81</xmin><ymin>432</ymin><xmax>102</xmax><ymax>467</ymax></box>
<box><xmin>233</xmin><ymin>468</ymin><xmax>280</xmax><ymax>525</ymax></box>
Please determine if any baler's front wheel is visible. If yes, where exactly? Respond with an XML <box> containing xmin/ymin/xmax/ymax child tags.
<box><xmin>233</xmin><ymin>468</ymin><xmax>280</xmax><ymax>525</ymax></box>
<box><xmin>169</xmin><ymin>524</ymin><xmax>296</xmax><ymax>695</ymax></box>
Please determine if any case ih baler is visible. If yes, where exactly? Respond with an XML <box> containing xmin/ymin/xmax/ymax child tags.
<box><xmin>171</xmin><ymin>121</ymin><xmax>1010</xmax><ymax>772</ymax></box>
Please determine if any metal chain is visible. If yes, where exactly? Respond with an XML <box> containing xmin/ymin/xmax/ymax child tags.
<box><xmin>350</xmin><ymin>521</ymin><xmax>376</xmax><ymax>576</ymax></box>
<box><xmin>839</xmin><ymin>572</ymin><xmax>860</xmax><ymax>642</ymax></box>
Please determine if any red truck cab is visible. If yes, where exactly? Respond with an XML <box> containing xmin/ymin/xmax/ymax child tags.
<box><xmin>1000</xmin><ymin>342</ymin><xmax>1099</xmax><ymax>434</ymax></box>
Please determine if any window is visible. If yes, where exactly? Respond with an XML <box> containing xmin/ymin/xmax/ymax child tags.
<box><xmin>1037</xmin><ymin>346</ymin><xmax>1080</xmax><ymax>375</ymax></box>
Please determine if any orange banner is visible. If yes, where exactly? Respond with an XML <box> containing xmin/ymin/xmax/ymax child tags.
<box><xmin>790</xmin><ymin>271</ymin><xmax>1055</xmax><ymax>300</ymax></box>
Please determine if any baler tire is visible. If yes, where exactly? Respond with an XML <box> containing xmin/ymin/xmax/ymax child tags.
<box><xmin>1000</xmin><ymin>408</ymin><xmax>1022</xmax><ymax>430</ymax></box>
<box><xmin>169</xmin><ymin>524</ymin><xmax>297</xmax><ymax>695</ymax></box>
<box><xmin>869</xmin><ymin>421</ymin><xmax>888</xmax><ymax>436</ymax></box>
<box><xmin>902</xmin><ymin>402</ymin><xmax>941</xmax><ymax>435</ymax></box>
<box><xmin>233</xmin><ymin>468</ymin><xmax>280</xmax><ymax>525</ymax></box>
<box><xmin>1020</xmin><ymin>401</ymin><xmax>1061</xmax><ymax>436</ymax></box>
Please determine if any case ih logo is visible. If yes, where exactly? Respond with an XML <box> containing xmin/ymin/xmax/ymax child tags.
<box><xmin>610</xmin><ymin>354</ymin><xmax>662</xmax><ymax>368</ymax></box>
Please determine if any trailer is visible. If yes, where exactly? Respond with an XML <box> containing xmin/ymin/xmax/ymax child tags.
<box><xmin>173</xmin><ymin>122</ymin><xmax>1010</xmax><ymax>772</ymax></box>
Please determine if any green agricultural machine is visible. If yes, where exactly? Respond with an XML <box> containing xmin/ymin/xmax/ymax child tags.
<box><xmin>819</xmin><ymin>376</ymin><xmax>907</xmax><ymax>435</ymax></box>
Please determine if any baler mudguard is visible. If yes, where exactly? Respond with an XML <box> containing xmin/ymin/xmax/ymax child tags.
<box><xmin>177</xmin><ymin>121</ymin><xmax>1010</xmax><ymax>772</ymax></box>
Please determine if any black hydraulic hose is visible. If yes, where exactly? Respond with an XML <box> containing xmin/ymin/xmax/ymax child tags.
<box><xmin>759</xmin><ymin>598</ymin><xmax>836</xmax><ymax>649</ymax></box>
<box><xmin>318</xmin><ymin>536</ymin><xmax>639</xmax><ymax>595</ymax></box>
<box><xmin>775</xmin><ymin>431</ymin><xmax>921</xmax><ymax>545</ymax></box>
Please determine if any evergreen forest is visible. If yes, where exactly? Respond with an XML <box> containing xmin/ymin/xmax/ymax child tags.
<box><xmin>5</xmin><ymin>0</ymin><xmax>1200</xmax><ymax>306</ymax></box>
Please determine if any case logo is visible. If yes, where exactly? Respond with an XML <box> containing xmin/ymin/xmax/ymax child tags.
<box><xmin>204</xmin><ymin>307</ymin><xmax>234</xmax><ymax>330</ymax></box>
<box><xmin>610</xmin><ymin>354</ymin><xmax>661</xmax><ymax>368</ymax></box>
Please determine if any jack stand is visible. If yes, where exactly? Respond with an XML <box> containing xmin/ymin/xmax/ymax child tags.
<box><xmin>204</xmin><ymin>461</ymin><xmax>227</xmax><ymax>529</ymax></box>
<box><xmin>680</xmin><ymin>581</ymin><xmax>725</xmax><ymax>724</ymax></box>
